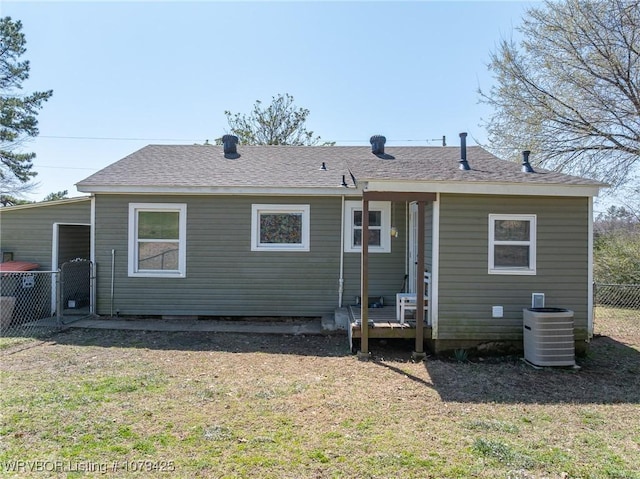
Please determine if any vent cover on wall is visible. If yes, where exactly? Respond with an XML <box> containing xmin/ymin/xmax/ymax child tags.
<box><xmin>532</xmin><ymin>293</ymin><xmax>545</xmax><ymax>308</ymax></box>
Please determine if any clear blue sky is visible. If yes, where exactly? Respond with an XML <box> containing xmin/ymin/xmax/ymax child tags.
<box><xmin>5</xmin><ymin>1</ymin><xmax>535</xmax><ymax>201</ymax></box>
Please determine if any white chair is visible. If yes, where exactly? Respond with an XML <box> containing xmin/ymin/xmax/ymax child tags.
<box><xmin>396</xmin><ymin>272</ymin><xmax>431</xmax><ymax>324</ymax></box>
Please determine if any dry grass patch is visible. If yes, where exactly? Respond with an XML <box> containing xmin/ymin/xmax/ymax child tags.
<box><xmin>1</xmin><ymin>314</ymin><xmax>639</xmax><ymax>478</ymax></box>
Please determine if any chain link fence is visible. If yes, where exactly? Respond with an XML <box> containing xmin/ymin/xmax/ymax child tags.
<box><xmin>0</xmin><ymin>271</ymin><xmax>61</xmax><ymax>338</ymax></box>
<box><xmin>2</xmin><ymin>270</ymin><xmax>634</xmax><ymax>337</ymax></box>
<box><xmin>1</xmin><ymin>260</ymin><xmax>93</xmax><ymax>338</ymax></box>
<box><xmin>594</xmin><ymin>283</ymin><xmax>640</xmax><ymax>321</ymax></box>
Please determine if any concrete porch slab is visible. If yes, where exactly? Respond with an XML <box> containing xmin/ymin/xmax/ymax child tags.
<box><xmin>68</xmin><ymin>318</ymin><xmax>329</xmax><ymax>336</ymax></box>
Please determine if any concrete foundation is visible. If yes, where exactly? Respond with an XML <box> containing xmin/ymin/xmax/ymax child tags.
<box><xmin>411</xmin><ymin>351</ymin><xmax>427</xmax><ymax>361</ymax></box>
<box><xmin>427</xmin><ymin>338</ymin><xmax>590</xmax><ymax>357</ymax></box>
<box><xmin>333</xmin><ymin>308</ymin><xmax>350</xmax><ymax>330</ymax></box>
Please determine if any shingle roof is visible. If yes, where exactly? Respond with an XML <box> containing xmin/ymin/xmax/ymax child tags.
<box><xmin>76</xmin><ymin>144</ymin><xmax>604</xmax><ymax>192</ymax></box>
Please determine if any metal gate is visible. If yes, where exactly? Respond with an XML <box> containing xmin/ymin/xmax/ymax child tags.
<box><xmin>59</xmin><ymin>259</ymin><xmax>94</xmax><ymax>323</ymax></box>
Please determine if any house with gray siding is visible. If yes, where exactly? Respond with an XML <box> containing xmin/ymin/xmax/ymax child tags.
<box><xmin>4</xmin><ymin>134</ymin><xmax>603</xmax><ymax>354</ymax></box>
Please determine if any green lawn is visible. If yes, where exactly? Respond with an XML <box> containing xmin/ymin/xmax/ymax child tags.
<box><xmin>1</xmin><ymin>312</ymin><xmax>638</xmax><ymax>478</ymax></box>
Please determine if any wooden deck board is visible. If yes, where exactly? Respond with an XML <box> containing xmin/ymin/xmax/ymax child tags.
<box><xmin>348</xmin><ymin>306</ymin><xmax>432</xmax><ymax>339</ymax></box>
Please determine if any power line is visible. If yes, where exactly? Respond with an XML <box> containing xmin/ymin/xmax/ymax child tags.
<box><xmin>35</xmin><ymin>165</ymin><xmax>97</xmax><ymax>171</ymax></box>
<box><xmin>38</xmin><ymin>135</ymin><xmax>452</xmax><ymax>144</ymax></box>
<box><xmin>40</xmin><ymin>135</ymin><xmax>202</xmax><ymax>142</ymax></box>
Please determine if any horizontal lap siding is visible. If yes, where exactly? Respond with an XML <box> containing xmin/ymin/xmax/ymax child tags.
<box><xmin>342</xmin><ymin>201</ymin><xmax>407</xmax><ymax>307</ymax></box>
<box><xmin>58</xmin><ymin>225</ymin><xmax>91</xmax><ymax>266</ymax></box>
<box><xmin>0</xmin><ymin>201</ymin><xmax>91</xmax><ymax>270</ymax></box>
<box><xmin>437</xmin><ymin>194</ymin><xmax>590</xmax><ymax>341</ymax></box>
<box><xmin>94</xmin><ymin>195</ymin><xmax>342</xmax><ymax>317</ymax></box>
<box><xmin>425</xmin><ymin>203</ymin><xmax>433</xmax><ymax>271</ymax></box>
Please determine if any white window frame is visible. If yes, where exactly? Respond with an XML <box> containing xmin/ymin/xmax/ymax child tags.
<box><xmin>128</xmin><ymin>203</ymin><xmax>187</xmax><ymax>278</ymax></box>
<box><xmin>343</xmin><ymin>200</ymin><xmax>391</xmax><ymax>253</ymax></box>
<box><xmin>251</xmin><ymin>204</ymin><xmax>310</xmax><ymax>252</ymax></box>
<box><xmin>488</xmin><ymin>214</ymin><xmax>536</xmax><ymax>275</ymax></box>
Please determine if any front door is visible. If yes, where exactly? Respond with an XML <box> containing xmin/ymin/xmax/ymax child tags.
<box><xmin>408</xmin><ymin>202</ymin><xmax>418</xmax><ymax>294</ymax></box>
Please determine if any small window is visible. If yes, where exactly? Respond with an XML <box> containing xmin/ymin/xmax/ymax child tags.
<box><xmin>488</xmin><ymin>214</ymin><xmax>536</xmax><ymax>275</ymax></box>
<box><xmin>251</xmin><ymin>204</ymin><xmax>310</xmax><ymax>251</ymax></box>
<box><xmin>344</xmin><ymin>200</ymin><xmax>391</xmax><ymax>253</ymax></box>
<box><xmin>128</xmin><ymin>203</ymin><xmax>187</xmax><ymax>278</ymax></box>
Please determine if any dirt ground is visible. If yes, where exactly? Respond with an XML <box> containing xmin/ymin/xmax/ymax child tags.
<box><xmin>9</xmin><ymin>317</ymin><xmax>637</xmax><ymax>404</ymax></box>
<box><xmin>1</xmin><ymin>313</ymin><xmax>638</xmax><ymax>478</ymax></box>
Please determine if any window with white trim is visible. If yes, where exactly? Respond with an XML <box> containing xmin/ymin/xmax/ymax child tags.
<box><xmin>251</xmin><ymin>204</ymin><xmax>310</xmax><ymax>251</ymax></box>
<box><xmin>344</xmin><ymin>200</ymin><xmax>391</xmax><ymax>253</ymax></box>
<box><xmin>128</xmin><ymin>203</ymin><xmax>187</xmax><ymax>277</ymax></box>
<box><xmin>488</xmin><ymin>214</ymin><xmax>536</xmax><ymax>275</ymax></box>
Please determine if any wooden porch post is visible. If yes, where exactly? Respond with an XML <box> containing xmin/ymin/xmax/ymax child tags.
<box><xmin>413</xmin><ymin>200</ymin><xmax>426</xmax><ymax>359</ymax></box>
<box><xmin>359</xmin><ymin>198</ymin><xmax>370</xmax><ymax>357</ymax></box>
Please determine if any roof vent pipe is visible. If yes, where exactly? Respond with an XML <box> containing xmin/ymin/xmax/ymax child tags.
<box><xmin>522</xmin><ymin>150</ymin><xmax>535</xmax><ymax>173</ymax></box>
<box><xmin>370</xmin><ymin>135</ymin><xmax>386</xmax><ymax>155</ymax></box>
<box><xmin>459</xmin><ymin>132</ymin><xmax>470</xmax><ymax>171</ymax></box>
<box><xmin>222</xmin><ymin>135</ymin><xmax>239</xmax><ymax>155</ymax></box>
<box><xmin>341</xmin><ymin>175</ymin><xmax>348</xmax><ymax>187</ymax></box>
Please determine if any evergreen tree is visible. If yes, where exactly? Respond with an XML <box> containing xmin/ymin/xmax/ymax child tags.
<box><xmin>1</xmin><ymin>17</ymin><xmax>53</xmax><ymax>193</ymax></box>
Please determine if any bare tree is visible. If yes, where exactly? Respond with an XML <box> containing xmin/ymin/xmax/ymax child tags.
<box><xmin>0</xmin><ymin>175</ymin><xmax>37</xmax><ymax>206</ymax></box>
<box><xmin>479</xmin><ymin>0</ymin><xmax>640</xmax><ymax>187</ymax></box>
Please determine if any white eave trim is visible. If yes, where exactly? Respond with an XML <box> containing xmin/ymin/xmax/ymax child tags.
<box><xmin>0</xmin><ymin>196</ymin><xmax>92</xmax><ymax>211</ymax></box>
<box><xmin>76</xmin><ymin>180</ymin><xmax>603</xmax><ymax>198</ymax></box>
<box><xmin>76</xmin><ymin>185</ymin><xmax>362</xmax><ymax>196</ymax></box>
<box><xmin>363</xmin><ymin>180</ymin><xmax>602</xmax><ymax>197</ymax></box>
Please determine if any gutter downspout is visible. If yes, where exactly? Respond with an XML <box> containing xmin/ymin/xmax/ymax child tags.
<box><xmin>405</xmin><ymin>201</ymin><xmax>409</xmax><ymax>281</ymax></box>
<box><xmin>110</xmin><ymin>249</ymin><xmax>115</xmax><ymax>317</ymax></box>
<box><xmin>587</xmin><ymin>197</ymin><xmax>594</xmax><ymax>339</ymax></box>
<box><xmin>338</xmin><ymin>195</ymin><xmax>345</xmax><ymax>307</ymax></box>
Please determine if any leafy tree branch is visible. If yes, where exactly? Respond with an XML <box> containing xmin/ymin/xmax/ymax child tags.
<box><xmin>220</xmin><ymin>93</ymin><xmax>331</xmax><ymax>146</ymax></box>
